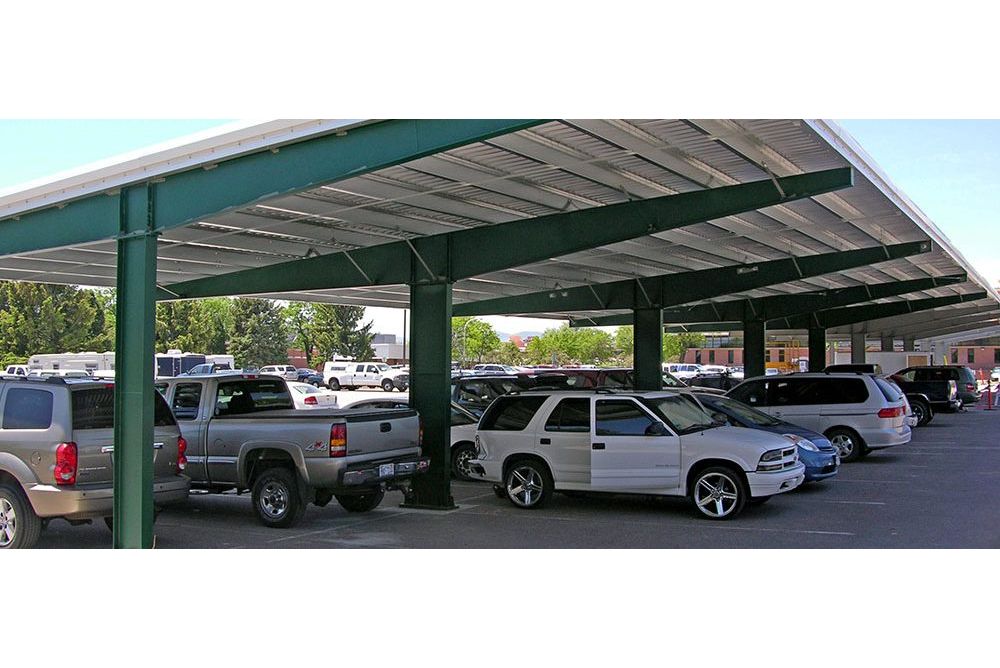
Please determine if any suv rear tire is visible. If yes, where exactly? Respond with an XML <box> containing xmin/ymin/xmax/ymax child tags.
<box><xmin>328</xmin><ymin>378</ymin><xmax>341</xmax><ymax>391</ymax></box>
<box><xmin>503</xmin><ymin>458</ymin><xmax>553</xmax><ymax>509</ymax></box>
<box><xmin>335</xmin><ymin>489</ymin><xmax>385</xmax><ymax>512</ymax></box>
<box><xmin>910</xmin><ymin>399</ymin><xmax>932</xmax><ymax>426</ymax></box>
<box><xmin>252</xmin><ymin>467</ymin><xmax>306</xmax><ymax>528</ymax></box>
<box><xmin>826</xmin><ymin>427</ymin><xmax>865</xmax><ymax>463</ymax></box>
<box><xmin>0</xmin><ymin>482</ymin><xmax>42</xmax><ymax>549</ymax></box>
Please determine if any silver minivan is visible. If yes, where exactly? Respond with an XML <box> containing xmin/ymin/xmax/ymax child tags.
<box><xmin>726</xmin><ymin>373</ymin><xmax>911</xmax><ymax>462</ymax></box>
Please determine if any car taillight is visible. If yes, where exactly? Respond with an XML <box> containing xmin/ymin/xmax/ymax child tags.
<box><xmin>54</xmin><ymin>442</ymin><xmax>77</xmax><ymax>485</ymax></box>
<box><xmin>304</xmin><ymin>395</ymin><xmax>318</xmax><ymax>405</ymax></box>
<box><xmin>878</xmin><ymin>407</ymin><xmax>903</xmax><ymax>419</ymax></box>
<box><xmin>418</xmin><ymin>418</ymin><xmax>424</xmax><ymax>447</ymax></box>
<box><xmin>177</xmin><ymin>436</ymin><xmax>188</xmax><ymax>471</ymax></box>
<box><xmin>966</xmin><ymin>383</ymin><xmax>976</xmax><ymax>392</ymax></box>
<box><xmin>330</xmin><ymin>423</ymin><xmax>347</xmax><ymax>458</ymax></box>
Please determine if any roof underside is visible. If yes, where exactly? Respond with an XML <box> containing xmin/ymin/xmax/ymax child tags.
<box><xmin>1</xmin><ymin>119</ymin><xmax>996</xmax><ymax>340</ymax></box>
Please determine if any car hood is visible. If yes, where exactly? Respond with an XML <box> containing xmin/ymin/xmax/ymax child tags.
<box><xmin>754</xmin><ymin>423</ymin><xmax>832</xmax><ymax>448</ymax></box>
<box><xmin>693</xmin><ymin>425</ymin><xmax>794</xmax><ymax>452</ymax></box>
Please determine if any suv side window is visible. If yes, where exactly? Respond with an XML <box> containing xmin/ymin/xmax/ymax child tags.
<box><xmin>2</xmin><ymin>388</ymin><xmax>54</xmax><ymax>430</ymax></box>
<box><xmin>544</xmin><ymin>398</ymin><xmax>591</xmax><ymax>433</ymax></box>
<box><xmin>595</xmin><ymin>400</ymin><xmax>657</xmax><ymax>436</ymax></box>
<box><xmin>172</xmin><ymin>383</ymin><xmax>203</xmax><ymax>420</ymax></box>
<box><xmin>770</xmin><ymin>379</ymin><xmax>823</xmax><ymax>406</ymax></box>
<box><xmin>821</xmin><ymin>378</ymin><xmax>869</xmax><ymax>404</ymax></box>
<box><xmin>479</xmin><ymin>396</ymin><xmax>548</xmax><ymax>431</ymax></box>
<box><xmin>729</xmin><ymin>380</ymin><xmax>767</xmax><ymax>406</ymax></box>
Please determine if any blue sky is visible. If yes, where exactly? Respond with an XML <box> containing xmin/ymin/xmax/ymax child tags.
<box><xmin>0</xmin><ymin>119</ymin><xmax>996</xmax><ymax>336</ymax></box>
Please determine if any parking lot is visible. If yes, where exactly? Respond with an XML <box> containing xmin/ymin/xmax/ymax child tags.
<box><xmin>35</xmin><ymin>403</ymin><xmax>1000</xmax><ymax>549</ymax></box>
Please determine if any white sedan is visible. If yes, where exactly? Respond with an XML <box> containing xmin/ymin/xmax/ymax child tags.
<box><xmin>287</xmin><ymin>381</ymin><xmax>339</xmax><ymax>409</ymax></box>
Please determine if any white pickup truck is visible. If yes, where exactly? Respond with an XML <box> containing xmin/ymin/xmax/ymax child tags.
<box><xmin>468</xmin><ymin>389</ymin><xmax>805</xmax><ymax>520</ymax></box>
<box><xmin>323</xmin><ymin>361</ymin><xmax>408</xmax><ymax>392</ymax></box>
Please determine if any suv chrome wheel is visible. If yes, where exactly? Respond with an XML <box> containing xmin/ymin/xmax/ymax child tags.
<box><xmin>258</xmin><ymin>482</ymin><xmax>289</xmax><ymax>519</ymax></box>
<box><xmin>504</xmin><ymin>460</ymin><xmax>553</xmax><ymax>509</ymax></box>
<box><xmin>0</xmin><ymin>498</ymin><xmax>17</xmax><ymax>547</ymax></box>
<box><xmin>693</xmin><ymin>471</ymin><xmax>740</xmax><ymax>519</ymax></box>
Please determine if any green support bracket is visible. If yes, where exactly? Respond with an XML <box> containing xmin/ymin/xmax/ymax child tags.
<box><xmin>113</xmin><ymin>185</ymin><xmax>158</xmax><ymax>548</ymax></box>
<box><xmin>470</xmin><ymin>240</ymin><xmax>931</xmax><ymax>320</ymax></box>
<box><xmin>403</xmin><ymin>281</ymin><xmax>456</xmax><ymax>510</ymax></box>
<box><xmin>808</xmin><ymin>327</ymin><xmax>826</xmax><ymax>372</ymax></box>
<box><xmin>633</xmin><ymin>308</ymin><xmax>663</xmax><ymax>391</ymax></box>
<box><xmin>163</xmin><ymin>167</ymin><xmax>854</xmax><ymax>299</ymax></box>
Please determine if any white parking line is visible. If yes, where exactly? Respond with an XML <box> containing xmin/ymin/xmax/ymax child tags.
<box><xmin>820</xmin><ymin>500</ymin><xmax>886</xmax><ymax>506</ymax></box>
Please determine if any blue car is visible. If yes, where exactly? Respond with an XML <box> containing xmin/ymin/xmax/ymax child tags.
<box><xmin>696</xmin><ymin>393</ymin><xmax>839</xmax><ymax>482</ymax></box>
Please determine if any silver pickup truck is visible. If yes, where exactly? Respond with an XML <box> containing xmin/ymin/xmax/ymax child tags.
<box><xmin>0</xmin><ymin>377</ymin><xmax>190</xmax><ymax>548</ymax></box>
<box><xmin>156</xmin><ymin>374</ymin><xmax>427</xmax><ymax>528</ymax></box>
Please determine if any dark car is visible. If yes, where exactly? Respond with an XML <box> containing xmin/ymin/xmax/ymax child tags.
<box><xmin>295</xmin><ymin>368</ymin><xmax>325</xmax><ymax>387</ymax></box>
<box><xmin>894</xmin><ymin>365</ymin><xmax>980</xmax><ymax>408</ymax></box>
<box><xmin>451</xmin><ymin>374</ymin><xmax>569</xmax><ymax>416</ymax></box>
<box><xmin>686</xmin><ymin>372</ymin><xmax>743</xmax><ymax>393</ymax></box>
<box><xmin>696</xmin><ymin>392</ymin><xmax>839</xmax><ymax>482</ymax></box>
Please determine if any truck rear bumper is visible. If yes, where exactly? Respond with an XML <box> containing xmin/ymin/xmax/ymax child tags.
<box><xmin>26</xmin><ymin>476</ymin><xmax>191</xmax><ymax>520</ymax></box>
<box><xmin>341</xmin><ymin>456</ymin><xmax>430</xmax><ymax>487</ymax></box>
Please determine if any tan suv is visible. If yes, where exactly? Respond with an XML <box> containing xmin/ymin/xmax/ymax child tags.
<box><xmin>0</xmin><ymin>377</ymin><xmax>190</xmax><ymax>548</ymax></box>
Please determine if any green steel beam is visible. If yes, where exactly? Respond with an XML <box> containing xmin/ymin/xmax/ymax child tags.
<box><xmin>573</xmin><ymin>273</ymin><xmax>963</xmax><ymax>326</ymax></box>
<box><xmin>808</xmin><ymin>327</ymin><xmax>826</xmax><ymax>372</ymax></box>
<box><xmin>461</xmin><ymin>239</ymin><xmax>929</xmax><ymax>318</ymax></box>
<box><xmin>889</xmin><ymin>312</ymin><xmax>1000</xmax><ymax>339</ymax></box>
<box><xmin>0</xmin><ymin>120</ymin><xmax>544</xmax><ymax>258</ymax></box>
<box><xmin>163</xmin><ymin>167</ymin><xmax>854</xmax><ymax>299</ymax></box>
<box><xmin>773</xmin><ymin>291</ymin><xmax>989</xmax><ymax>330</ymax></box>
<box><xmin>744</xmin><ymin>320</ymin><xmax>766</xmax><ymax>378</ymax></box>
<box><xmin>633</xmin><ymin>308</ymin><xmax>663</xmax><ymax>390</ymax></box>
<box><xmin>404</xmin><ymin>282</ymin><xmax>455</xmax><ymax>509</ymax></box>
<box><xmin>112</xmin><ymin>185</ymin><xmax>158</xmax><ymax>549</ymax></box>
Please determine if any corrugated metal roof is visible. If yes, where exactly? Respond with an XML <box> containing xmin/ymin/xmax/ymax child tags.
<box><xmin>0</xmin><ymin>119</ymin><xmax>996</xmax><ymax>340</ymax></box>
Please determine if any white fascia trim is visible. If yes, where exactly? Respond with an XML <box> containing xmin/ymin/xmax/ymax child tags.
<box><xmin>805</xmin><ymin>119</ymin><xmax>1000</xmax><ymax>305</ymax></box>
<box><xmin>0</xmin><ymin>119</ymin><xmax>371</xmax><ymax>220</ymax></box>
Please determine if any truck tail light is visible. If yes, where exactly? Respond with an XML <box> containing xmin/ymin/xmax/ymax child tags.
<box><xmin>54</xmin><ymin>442</ymin><xmax>78</xmax><ymax>485</ymax></box>
<box><xmin>418</xmin><ymin>418</ymin><xmax>424</xmax><ymax>447</ymax></box>
<box><xmin>177</xmin><ymin>436</ymin><xmax>188</xmax><ymax>471</ymax></box>
<box><xmin>304</xmin><ymin>395</ymin><xmax>318</xmax><ymax>405</ymax></box>
<box><xmin>878</xmin><ymin>406</ymin><xmax>903</xmax><ymax>419</ymax></box>
<box><xmin>966</xmin><ymin>383</ymin><xmax>976</xmax><ymax>392</ymax></box>
<box><xmin>330</xmin><ymin>423</ymin><xmax>347</xmax><ymax>458</ymax></box>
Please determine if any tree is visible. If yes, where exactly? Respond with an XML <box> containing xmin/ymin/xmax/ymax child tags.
<box><xmin>662</xmin><ymin>332</ymin><xmax>705</xmax><ymax>363</ymax></box>
<box><xmin>285</xmin><ymin>302</ymin><xmax>317</xmax><ymax>366</ymax></box>
<box><xmin>312</xmin><ymin>304</ymin><xmax>375</xmax><ymax>362</ymax></box>
<box><xmin>227</xmin><ymin>298</ymin><xmax>289</xmax><ymax>368</ymax></box>
<box><xmin>451</xmin><ymin>317</ymin><xmax>501</xmax><ymax>365</ymax></box>
<box><xmin>155</xmin><ymin>298</ymin><xmax>231</xmax><ymax>353</ymax></box>
<box><xmin>524</xmin><ymin>326</ymin><xmax>615</xmax><ymax>365</ymax></box>
<box><xmin>0</xmin><ymin>282</ymin><xmax>113</xmax><ymax>357</ymax></box>
<box><xmin>493</xmin><ymin>340</ymin><xmax>523</xmax><ymax>366</ymax></box>
<box><xmin>613</xmin><ymin>326</ymin><xmax>634</xmax><ymax>366</ymax></box>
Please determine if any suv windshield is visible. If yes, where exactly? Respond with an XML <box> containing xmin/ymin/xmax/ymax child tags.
<box><xmin>640</xmin><ymin>394</ymin><xmax>718</xmax><ymax>434</ymax></box>
<box><xmin>707</xmin><ymin>395</ymin><xmax>783</xmax><ymax>426</ymax></box>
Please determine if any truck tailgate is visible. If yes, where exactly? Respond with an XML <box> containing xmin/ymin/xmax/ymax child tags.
<box><xmin>342</xmin><ymin>410</ymin><xmax>420</xmax><ymax>461</ymax></box>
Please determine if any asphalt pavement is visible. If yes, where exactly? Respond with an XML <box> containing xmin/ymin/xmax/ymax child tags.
<box><xmin>36</xmin><ymin>403</ymin><xmax>1000</xmax><ymax>548</ymax></box>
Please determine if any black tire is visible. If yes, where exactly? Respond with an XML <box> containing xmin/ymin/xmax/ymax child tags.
<box><xmin>0</xmin><ymin>482</ymin><xmax>42</xmax><ymax>549</ymax></box>
<box><xmin>381</xmin><ymin>379</ymin><xmax>394</xmax><ymax>392</ymax></box>
<box><xmin>328</xmin><ymin>378</ymin><xmax>341</xmax><ymax>391</ymax></box>
<box><xmin>690</xmin><ymin>465</ymin><xmax>748</xmax><ymax>520</ymax></box>
<box><xmin>910</xmin><ymin>400</ymin><xmax>932</xmax><ymax>427</ymax></box>
<box><xmin>826</xmin><ymin>427</ymin><xmax>865</xmax><ymax>463</ymax></box>
<box><xmin>451</xmin><ymin>443</ymin><xmax>477</xmax><ymax>480</ymax></box>
<box><xmin>251</xmin><ymin>467</ymin><xmax>306</xmax><ymax>528</ymax></box>
<box><xmin>335</xmin><ymin>489</ymin><xmax>385</xmax><ymax>512</ymax></box>
<box><xmin>503</xmin><ymin>458</ymin><xmax>553</xmax><ymax>509</ymax></box>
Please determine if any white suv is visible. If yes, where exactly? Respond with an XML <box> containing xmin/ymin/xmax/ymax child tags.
<box><xmin>323</xmin><ymin>361</ymin><xmax>407</xmax><ymax>391</ymax></box>
<box><xmin>468</xmin><ymin>390</ymin><xmax>805</xmax><ymax>520</ymax></box>
<box><xmin>726</xmin><ymin>372</ymin><xmax>911</xmax><ymax>462</ymax></box>
<box><xmin>259</xmin><ymin>364</ymin><xmax>298</xmax><ymax>380</ymax></box>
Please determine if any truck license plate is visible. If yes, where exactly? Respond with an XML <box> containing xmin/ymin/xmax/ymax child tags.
<box><xmin>379</xmin><ymin>463</ymin><xmax>394</xmax><ymax>478</ymax></box>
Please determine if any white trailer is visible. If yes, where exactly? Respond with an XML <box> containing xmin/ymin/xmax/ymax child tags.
<box><xmin>832</xmin><ymin>350</ymin><xmax>931</xmax><ymax>374</ymax></box>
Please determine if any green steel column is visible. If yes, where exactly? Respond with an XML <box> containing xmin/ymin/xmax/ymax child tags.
<box><xmin>880</xmin><ymin>334</ymin><xmax>895</xmax><ymax>352</ymax></box>
<box><xmin>903</xmin><ymin>336</ymin><xmax>915</xmax><ymax>352</ymax></box>
<box><xmin>743</xmin><ymin>320</ymin><xmax>766</xmax><ymax>379</ymax></box>
<box><xmin>404</xmin><ymin>282</ymin><xmax>456</xmax><ymax>509</ymax></box>
<box><xmin>851</xmin><ymin>332</ymin><xmax>867</xmax><ymax>364</ymax></box>
<box><xmin>808</xmin><ymin>327</ymin><xmax>826</xmax><ymax>372</ymax></box>
<box><xmin>113</xmin><ymin>186</ymin><xmax>158</xmax><ymax>548</ymax></box>
<box><xmin>633</xmin><ymin>308</ymin><xmax>663</xmax><ymax>391</ymax></box>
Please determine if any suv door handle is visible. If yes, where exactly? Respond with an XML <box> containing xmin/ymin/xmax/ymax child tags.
<box><xmin>592</xmin><ymin>443</ymin><xmax>605</xmax><ymax>450</ymax></box>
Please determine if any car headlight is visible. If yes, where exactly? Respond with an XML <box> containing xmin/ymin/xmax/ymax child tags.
<box><xmin>784</xmin><ymin>434</ymin><xmax>819</xmax><ymax>452</ymax></box>
<box><xmin>760</xmin><ymin>448</ymin><xmax>785</xmax><ymax>462</ymax></box>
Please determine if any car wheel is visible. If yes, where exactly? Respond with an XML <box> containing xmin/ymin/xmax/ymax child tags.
<box><xmin>910</xmin><ymin>400</ymin><xmax>931</xmax><ymax>427</ymax></box>
<box><xmin>335</xmin><ymin>489</ymin><xmax>385</xmax><ymax>512</ymax></box>
<box><xmin>328</xmin><ymin>378</ymin><xmax>341</xmax><ymax>391</ymax></box>
<box><xmin>381</xmin><ymin>379</ymin><xmax>394</xmax><ymax>392</ymax></box>
<box><xmin>0</xmin><ymin>482</ymin><xmax>42</xmax><ymax>549</ymax></box>
<box><xmin>826</xmin><ymin>427</ymin><xmax>865</xmax><ymax>463</ymax></box>
<box><xmin>503</xmin><ymin>458</ymin><xmax>553</xmax><ymax>509</ymax></box>
<box><xmin>251</xmin><ymin>467</ymin><xmax>306</xmax><ymax>528</ymax></box>
<box><xmin>451</xmin><ymin>443</ymin><xmax>477</xmax><ymax>480</ymax></box>
<box><xmin>690</xmin><ymin>466</ymin><xmax>747</xmax><ymax>520</ymax></box>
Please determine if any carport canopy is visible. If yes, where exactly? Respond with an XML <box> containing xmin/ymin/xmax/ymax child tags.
<box><xmin>2</xmin><ymin>119</ymin><xmax>998</xmax><ymax>547</ymax></box>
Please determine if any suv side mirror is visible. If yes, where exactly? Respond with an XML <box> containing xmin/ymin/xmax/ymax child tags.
<box><xmin>644</xmin><ymin>422</ymin><xmax>669</xmax><ymax>437</ymax></box>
